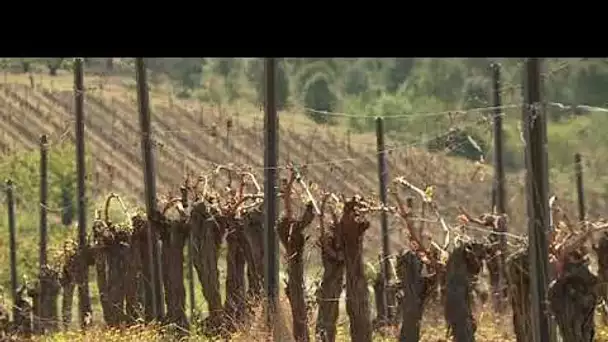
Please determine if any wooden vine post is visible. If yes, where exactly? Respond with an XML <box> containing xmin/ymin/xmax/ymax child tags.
<box><xmin>263</xmin><ymin>57</ymin><xmax>280</xmax><ymax>333</ymax></box>
<box><xmin>490</xmin><ymin>62</ymin><xmax>507</xmax><ymax>313</ymax></box>
<box><xmin>37</xmin><ymin>134</ymin><xmax>55</xmax><ymax>333</ymax></box>
<box><xmin>135</xmin><ymin>57</ymin><xmax>162</xmax><ymax>321</ymax></box>
<box><xmin>73</xmin><ymin>57</ymin><xmax>92</xmax><ymax>328</ymax></box>
<box><xmin>522</xmin><ymin>58</ymin><xmax>552</xmax><ymax>342</ymax></box>
<box><xmin>6</xmin><ymin>180</ymin><xmax>18</xmax><ymax>322</ymax></box>
<box><xmin>574</xmin><ymin>153</ymin><xmax>585</xmax><ymax>223</ymax></box>
<box><xmin>374</xmin><ymin>117</ymin><xmax>392</xmax><ymax>325</ymax></box>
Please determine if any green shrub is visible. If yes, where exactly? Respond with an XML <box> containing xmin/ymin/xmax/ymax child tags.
<box><xmin>302</xmin><ymin>72</ymin><xmax>338</xmax><ymax>124</ymax></box>
<box><xmin>0</xmin><ymin>143</ymin><xmax>92</xmax><ymax>289</ymax></box>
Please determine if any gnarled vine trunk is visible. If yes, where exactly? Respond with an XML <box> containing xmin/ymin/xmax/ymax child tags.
<box><xmin>59</xmin><ymin>251</ymin><xmax>77</xmax><ymax>330</ymax></box>
<box><xmin>340</xmin><ymin>201</ymin><xmax>372</xmax><ymax>342</ymax></box>
<box><xmin>189</xmin><ymin>202</ymin><xmax>224</xmax><ymax>334</ymax></box>
<box><xmin>315</xmin><ymin>222</ymin><xmax>345</xmax><ymax>342</ymax></box>
<box><xmin>486</xmin><ymin>234</ymin><xmax>504</xmax><ymax>312</ymax></box>
<box><xmin>223</xmin><ymin>216</ymin><xmax>247</xmax><ymax>331</ymax></box>
<box><xmin>242</xmin><ymin>207</ymin><xmax>265</xmax><ymax>302</ymax></box>
<box><xmin>93</xmin><ymin>216</ymin><xmax>146</xmax><ymax>327</ymax></box>
<box><xmin>372</xmin><ymin>256</ymin><xmax>387</xmax><ymax>329</ymax></box>
<box><xmin>60</xmin><ymin>282</ymin><xmax>74</xmax><ymax>330</ymax></box>
<box><xmin>94</xmin><ymin>245</ymin><xmax>111</xmax><ymax>323</ymax></box>
<box><xmin>14</xmin><ymin>286</ymin><xmax>32</xmax><ymax>335</ymax></box>
<box><xmin>30</xmin><ymin>287</ymin><xmax>41</xmax><ymax>334</ymax></box>
<box><xmin>593</xmin><ymin>232</ymin><xmax>608</xmax><ymax>323</ymax></box>
<box><xmin>444</xmin><ymin>243</ymin><xmax>486</xmax><ymax>342</ymax></box>
<box><xmin>506</xmin><ymin>249</ymin><xmax>532</xmax><ymax>342</ymax></box>
<box><xmin>490</xmin><ymin>216</ymin><xmax>508</xmax><ymax>312</ymax></box>
<box><xmin>133</xmin><ymin>215</ymin><xmax>157</xmax><ymax>323</ymax></box>
<box><xmin>92</xmin><ymin>220</ymin><xmax>112</xmax><ymax>325</ymax></box>
<box><xmin>107</xmin><ymin>239</ymin><xmax>128</xmax><ymax>325</ymax></box>
<box><xmin>372</xmin><ymin>254</ymin><xmax>397</xmax><ymax>328</ymax></box>
<box><xmin>279</xmin><ymin>203</ymin><xmax>315</xmax><ymax>342</ymax></box>
<box><xmin>157</xmin><ymin>217</ymin><xmax>189</xmax><ymax>330</ymax></box>
<box><xmin>124</xmin><ymin>232</ymin><xmax>144</xmax><ymax>324</ymax></box>
<box><xmin>549</xmin><ymin>257</ymin><xmax>597</xmax><ymax>342</ymax></box>
<box><xmin>37</xmin><ymin>266</ymin><xmax>60</xmax><ymax>333</ymax></box>
<box><xmin>397</xmin><ymin>250</ymin><xmax>427</xmax><ymax>342</ymax></box>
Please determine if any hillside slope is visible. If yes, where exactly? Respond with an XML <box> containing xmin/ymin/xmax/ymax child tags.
<box><xmin>0</xmin><ymin>72</ymin><xmax>605</xmax><ymax>247</ymax></box>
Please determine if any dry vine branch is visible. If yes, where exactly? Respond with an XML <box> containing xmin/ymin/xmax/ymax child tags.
<box><xmin>458</xmin><ymin>207</ymin><xmax>508</xmax><ymax>312</ymax></box>
<box><xmin>393</xmin><ymin>177</ymin><xmax>451</xmax><ymax>299</ymax></box>
<box><xmin>391</xmin><ymin>177</ymin><xmax>452</xmax><ymax>342</ymax></box>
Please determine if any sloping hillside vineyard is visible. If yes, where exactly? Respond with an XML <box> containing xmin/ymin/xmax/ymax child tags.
<box><xmin>0</xmin><ymin>58</ymin><xmax>607</xmax><ymax>341</ymax></box>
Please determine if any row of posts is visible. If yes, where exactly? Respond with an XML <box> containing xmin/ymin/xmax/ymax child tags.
<box><xmin>3</xmin><ymin>58</ymin><xmax>167</xmax><ymax>330</ymax></box>
<box><xmin>372</xmin><ymin>59</ymin><xmax>586</xmax><ymax>342</ymax></box>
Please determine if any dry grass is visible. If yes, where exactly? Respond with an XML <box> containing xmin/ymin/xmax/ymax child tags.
<box><xmin>37</xmin><ymin>306</ymin><xmax>608</xmax><ymax>341</ymax></box>
<box><xmin>30</xmin><ymin>286</ymin><xmax>608</xmax><ymax>342</ymax></box>
<box><xmin>36</xmin><ymin>304</ymin><xmax>608</xmax><ymax>342</ymax></box>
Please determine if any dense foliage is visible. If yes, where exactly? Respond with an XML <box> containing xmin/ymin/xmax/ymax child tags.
<box><xmin>0</xmin><ymin>144</ymin><xmax>93</xmax><ymax>289</ymax></box>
